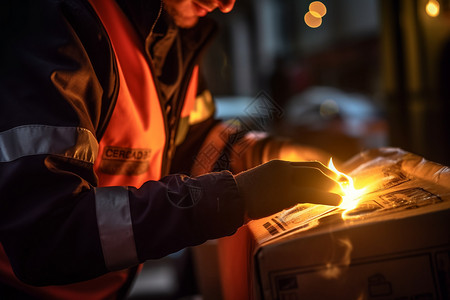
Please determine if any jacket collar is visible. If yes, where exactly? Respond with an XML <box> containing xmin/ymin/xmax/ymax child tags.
<box><xmin>114</xmin><ymin>0</ymin><xmax>217</xmax><ymax>103</ymax></box>
<box><xmin>115</xmin><ymin>0</ymin><xmax>217</xmax><ymax>50</ymax></box>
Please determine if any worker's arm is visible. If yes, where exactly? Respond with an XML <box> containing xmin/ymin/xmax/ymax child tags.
<box><xmin>0</xmin><ymin>1</ymin><xmax>341</xmax><ymax>287</ymax></box>
<box><xmin>0</xmin><ymin>0</ymin><xmax>245</xmax><ymax>286</ymax></box>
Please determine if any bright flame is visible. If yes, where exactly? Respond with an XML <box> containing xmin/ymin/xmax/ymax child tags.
<box><xmin>328</xmin><ymin>158</ymin><xmax>366</xmax><ymax>213</ymax></box>
<box><xmin>426</xmin><ymin>0</ymin><xmax>440</xmax><ymax>17</ymax></box>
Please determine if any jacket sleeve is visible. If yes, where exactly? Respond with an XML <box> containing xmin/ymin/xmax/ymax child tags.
<box><xmin>0</xmin><ymin>0</ymin><xmax>243</xmax><ymax>286</ymax></box>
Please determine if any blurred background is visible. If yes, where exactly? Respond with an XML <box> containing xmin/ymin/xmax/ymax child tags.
<box><xmin>203</xmin><ymin>0</ymin><xmax>450</xmax><ymax>165</ymax></box>
<box><xmin>128</xmin><ymin>0</ymin><xmax>450</xmax><ymax>299</ymax></box>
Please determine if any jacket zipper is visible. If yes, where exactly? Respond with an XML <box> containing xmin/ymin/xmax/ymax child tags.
<box><xmin>144</xmin><ymin>26</ymin><xmax>216</xmax><ymax>178</ymax></box>
<box><xmin>145</xmin><ymin>58</ymin><xmax>171</xmax><ymax>178</ymax></box>
<box><xmin>164</xmin><ymin>27</ymin><xmax>217</xmax><ymax>177</ymax></box>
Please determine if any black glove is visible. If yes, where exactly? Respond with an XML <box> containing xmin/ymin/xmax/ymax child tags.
<box><xmin>234</xmin><ymin>160</ymin><xmax>342</xmax><ymax>220</ymax></box>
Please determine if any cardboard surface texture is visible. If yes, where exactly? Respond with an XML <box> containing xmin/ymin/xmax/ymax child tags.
<box><xmin>250</xmin><ymin>148</ymin><xmax>450</xmax><ymax>300</ymax></box>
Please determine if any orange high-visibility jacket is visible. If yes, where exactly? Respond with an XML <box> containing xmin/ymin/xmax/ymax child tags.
<box><xmin>0</xmin><ymin>0</ymin><xmax>280</xmax><ymax>298</ymax></box>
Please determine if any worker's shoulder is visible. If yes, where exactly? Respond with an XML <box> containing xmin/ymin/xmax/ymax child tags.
<box><xmin>1</xmin><ymin>0</ymin><xmax>106</xmax><ymax>39</ymax></box>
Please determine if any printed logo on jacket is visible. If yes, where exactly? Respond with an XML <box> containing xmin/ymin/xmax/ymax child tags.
<box><xmin>99</xmin><ymin>146</ymin><xmax>152</xmax><ymax>175</ymax></box>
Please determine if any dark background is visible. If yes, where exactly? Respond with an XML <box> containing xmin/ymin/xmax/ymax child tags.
<box><xmin>203</xmin><ymin>0</ymin><xmax>450</xmax><ymax>165</ymax></box>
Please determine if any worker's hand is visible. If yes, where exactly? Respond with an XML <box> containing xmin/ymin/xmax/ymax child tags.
<box><xmin>234</xmin><ymin>160</ymin><xmax>343</xmax><ymax>220</ymax></box>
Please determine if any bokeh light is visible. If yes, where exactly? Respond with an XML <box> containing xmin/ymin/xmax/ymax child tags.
<box><xmin>309</xmin><ymin>1</ymin><xmax>327</xmax><ymax>18</ymax></box>
<box><xmin>426</xmin><ymin>0</ymin><xmax>440</xmax><ymax>17</ymax></box>
<box><xmin>304</xmin><ymin>11</ymin><xmax>322</xmax><ymax>28</ymax></box>
<box><xmin>305</xmin><ymin>1</ymin><xmax>327</xmax><ymax>28</ymax></box>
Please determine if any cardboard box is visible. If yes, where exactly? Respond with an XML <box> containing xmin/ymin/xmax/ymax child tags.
<box><xmin>249</xmin><ymin>148</ymin><xmax>450</xmax><ymax>299</ymax></box>
<box><xmin>253</xmin><ymin>200</ymin><xmax>450</xmax><ymax>299</ymax></box>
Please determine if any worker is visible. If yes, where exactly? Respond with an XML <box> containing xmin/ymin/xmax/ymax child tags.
<box><xmin>0</xmin><ymin>0</ymin><xmax>343</xmax><ymax>299</ymax></box>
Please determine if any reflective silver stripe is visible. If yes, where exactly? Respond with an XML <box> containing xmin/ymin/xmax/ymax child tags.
<box><xmin>0</xmin><ymin>125</ymin><xmax>98</xmax><ymax>163</ymax></box>
<box><xmin>94</xmin><ymin>186</ymin><xmax>139</xmax><ymax>270</ymax></box>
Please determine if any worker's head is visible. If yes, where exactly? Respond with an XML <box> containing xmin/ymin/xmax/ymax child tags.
<box><xmin>163</xmin><ymin>0</ymin><xmax>236</xmax><ymax>28</ymax></box>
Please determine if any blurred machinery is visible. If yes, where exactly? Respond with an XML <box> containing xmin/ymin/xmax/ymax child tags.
<box><xmin>381</xmin><ymin>0</ymin><xmax>450</xmax><ymax>166</ymax></box>
<box><xmin>204</xmin><ymin>0</ymin><xmax>450</xmax><ymax>165</ymax></box>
